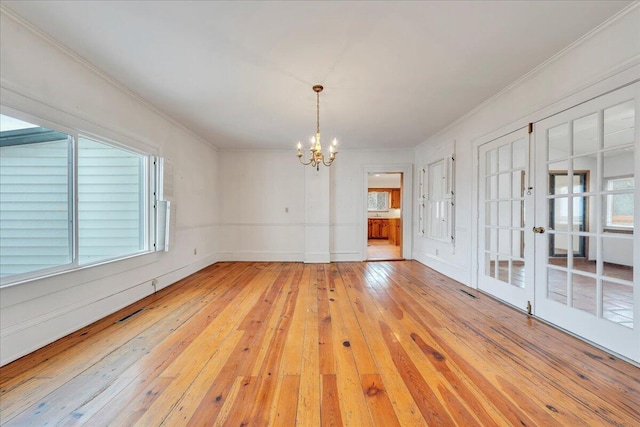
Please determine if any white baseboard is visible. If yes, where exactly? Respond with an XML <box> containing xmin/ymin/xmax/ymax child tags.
<box><xmin>330</xmin><ymin>252</ymin><xmax>363</xmax><ymax>262</ymax></box>
<box><xmin>413</xmin><ymin>249</ymin><xmax>471</xmax><ymax>287</ymax></box>
<box><xmin>217</xmin><ymin>251</ymin><xmax>303</xmax><ymax>262</ymax></box>
<box><xmin>154</xmin><ymin>254</ymin><xmax>218</xmax><ymax>292</ymax></box>
<box><xmin>0</xmin><ymin>281</ymin><xmax>151</xmax><ymax>366</ymax></box>
<box><xmin>304</xmin><ymin>252</ymin><xmax>331</xmax><ymax>264</ymax></box>
<box><xmin>0</xmin><ymin>255</ymin><xmax>218</xmax><ymax>366</ymax></box>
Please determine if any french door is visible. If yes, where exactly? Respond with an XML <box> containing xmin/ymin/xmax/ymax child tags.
<box><xmin>534</xmin><ymin>83</ymin><xmax>639</xmax><ymax>362</ymax></box>
<box><xmin>478</xmin><ymin>128</ymin><xmax>535</xmax><ymax>310</ymax></box>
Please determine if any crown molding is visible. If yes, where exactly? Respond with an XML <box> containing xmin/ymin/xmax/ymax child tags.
<box><xmin>0</xmin><ymin>5</ymin><xmax>219</xmax><ymax>152</ymax></box>
<box><xmin>415</xmin><ymin>1</ymin><xmax>640</xmax><ymax>151</ymax></box>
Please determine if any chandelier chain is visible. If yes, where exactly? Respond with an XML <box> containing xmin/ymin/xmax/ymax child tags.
<box><xmin>316</xmin><ymin>90</ymin><xmax>320</xmax><ymax>135</ymax></box>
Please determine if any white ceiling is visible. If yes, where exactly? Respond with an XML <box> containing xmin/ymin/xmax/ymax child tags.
<box><xmin>2</xmin><ymin>1</ymin><xmax>632</xmax><ymax>150</ymax></box>
<box><xmin>369</xmin><ymin>173</ymin><xmax>402</xmax><ymax>189</ymax></box>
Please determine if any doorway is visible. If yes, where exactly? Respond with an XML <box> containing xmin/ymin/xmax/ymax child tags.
<box><xmin>366</xmin><ymin>173</ymin><xmax>403</xmax><ymax>261</ymax></box>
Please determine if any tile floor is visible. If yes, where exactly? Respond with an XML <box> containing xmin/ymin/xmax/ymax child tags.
<box><xmin>490</xmin><ymin>259</ymin><xmax>634</xmax><ymax>328</ymax></box>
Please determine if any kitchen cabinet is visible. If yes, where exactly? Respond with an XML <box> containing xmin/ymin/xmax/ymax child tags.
<box><xmin>368</xmin><ymin>218</ymin><xmax>401</xmax><ymax>244</ymax></box>
<box><xmin>380</xmin><ymin>220</ymin><xmax>389</xmax><ymax>239</ymax></box>
<box><xmin>368</xmin><ymin>218</ymin><xmax>389</xmax><ymax>239</ymax></box>
<box><xmin>368</xmin><ymin>188</ymin><xmax>401</xmax><ymax>209</ymax></box>
<box><xmin>390</xmin><ymin>189</ymin><xmax>401</xmax><ymax>208</ymax></box>
<box><xmin>388</xmin><ymin>218</ymin><xmax>401</xmax><ymax>246</ymax></box>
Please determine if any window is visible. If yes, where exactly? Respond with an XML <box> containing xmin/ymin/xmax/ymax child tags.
<box><xmin>368</xmin><ymin>191</ymin><xmax>389</xmax><ymax>211</ymax></box>
<box><xmin>605</xmin><ymin>176</ymin><xmax>634</xmax><ymax>230</ymax></box>
<box><xmin>0</xmin><ymin>117</ymin><xmax>73</xmax><ymax>278</ymax></box>
<box><xmin>78</xmin><ymin>137</ymin><xmax>147</xmax><ymax>264</ymax></box>
<box><xmin>0</xmin><ymin>112</ymin><xmax>157</xmax><ymax>284</ymax></box>
<box><xmin>426</xmin><ymin>155</ymin><xmax>455</xmax><ymax>243</ymax></box>
<box><xmin>418</xmin><ymin>167</ymin><xmax>426</xmax><ymax>235</ymax></box>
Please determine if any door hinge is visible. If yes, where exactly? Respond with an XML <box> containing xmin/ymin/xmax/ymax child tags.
<box><xmin>526</xmin><ymin>300</ymin><xmax>532</xmax><ymax>316</ymax></box>
<box><xmin>528</xmin><ymin>123</ymin><xmax>533</xmax><ymax>134</ymax></box>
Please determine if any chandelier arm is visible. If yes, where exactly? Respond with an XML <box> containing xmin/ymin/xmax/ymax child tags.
<box><xmin>298</xmin><ymin>157</ymin><xmax>313</xmax><ymax>166</ymax></box>
<box><xmin>322</xmin><ymin>157</ymin><xmax>334</xmax><ymax>167</ymax></box>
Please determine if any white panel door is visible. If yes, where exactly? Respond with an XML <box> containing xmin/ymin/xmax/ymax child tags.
<box><xmin>534</xmin><ymin>83</ymin><xmax>639</xmax><ymax>362</ymax></box>
<box><xmin>478</xmin><ymin>128</ymin><xmax>534</xmax><ymax>311</ymax></box>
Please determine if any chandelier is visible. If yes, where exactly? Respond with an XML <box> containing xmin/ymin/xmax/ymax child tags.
<box><xmin>296</xmin><ymin>85</ymin><xmax>338</xmax><ymax>171</ymax></box>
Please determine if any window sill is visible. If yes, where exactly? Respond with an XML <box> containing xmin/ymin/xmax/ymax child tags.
<box><xmin>603</xmin><ymin>227</ymin><xmax>633</xmax><ymax>235</ymax></box>
<box><xmin>0</xmin><ymin>250</ymin><xmax>157</xmax><ymax>289</ymax></box>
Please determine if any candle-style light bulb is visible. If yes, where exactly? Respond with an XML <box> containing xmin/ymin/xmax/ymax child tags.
<box><xmin>297</xmin><ymin>141</ymin><xmax>301</xmax><ymax>150</ymax></box>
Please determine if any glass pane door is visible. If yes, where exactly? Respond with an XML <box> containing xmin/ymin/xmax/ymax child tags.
<box><xmin>478</xmin><ymin>128</ymin><xmax>534</xmax><ymax>310</ymax></box>
<box><xmin>534</xmin><ymin>83</ymin><xmax>638</xmax><ymax>362</ymax></box>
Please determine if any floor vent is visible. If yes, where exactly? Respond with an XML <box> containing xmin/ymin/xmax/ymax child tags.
<box><xmin>459</xmin><ymin>289</ymin><xmax>477</xmax><ymax>299</ymax></box>
<box><xmin>116</xmin><ymin>308</ymin><xmax>144</xmax><ymax>323</ymax></box>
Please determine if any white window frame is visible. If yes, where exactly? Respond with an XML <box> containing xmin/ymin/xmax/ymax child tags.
<box><xmin>425</xmin><ymin>154</ymin><xmax>455</xmax><ymax>244</ymax></box>
<box><xmin>418</xmin><ymin>167</ymin><xmax>426</xmax><ymax>236</ymax></box>
<box><xmin>368</xmin><ymin>191</ymin><xmax>390</xmax><ymax>212</ymax></box>
<box><xmin>0</xmin><ymin>106</ymin><xmax>162</xmax><ymax>287</ymax></box>
<box><xmin>604</xmin><ymin>175</ymin><xmax>634</xmax><ymax>232</ymax></box>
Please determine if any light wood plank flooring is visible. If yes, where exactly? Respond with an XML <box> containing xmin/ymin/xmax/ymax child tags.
<box><xmin>366</xmin><ymin>239</ymin><xmax>402</xmax><ymax>261</ymax></box>
<box><xmin>1</xmin><ymin>261</ymin><xmax>639</xmax><ymax>426</ymax></box>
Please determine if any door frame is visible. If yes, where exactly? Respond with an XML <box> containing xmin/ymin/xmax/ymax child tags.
<box><xmin>470</xmin><ymin>70</ymin><xmax>640</xmax><ymax>362</ymax></box>
<box><xmin>471</xmin><ymin>68</ymin><xmax>640</xmax><ymax>292</ymax></box>
<box><xmin>362</xmin><ymin>164</ymin><xmax>413</xmax><ymax>261</ymax></box>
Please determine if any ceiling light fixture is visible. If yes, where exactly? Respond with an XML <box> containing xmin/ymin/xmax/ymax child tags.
<box><xmin>296</xmin><ymin>85</ymin><xmax>338</xmax><ymax>171</ymax></box>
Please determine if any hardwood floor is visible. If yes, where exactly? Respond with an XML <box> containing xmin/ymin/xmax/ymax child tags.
<box><xmin>1</xmin><ymin>261</ymin><xmax>639</xmax><ymax>426</ymax></box>
<box><xmin>366</xmin><ymin>239</ymin><xmax>401</xmax><ymax>261</ymax></box>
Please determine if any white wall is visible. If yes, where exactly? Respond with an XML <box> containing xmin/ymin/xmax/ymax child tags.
<box><xmin>0</xmin><ymin>10</ymin><xmax>220</xmax><ymax>365</ymax></box>
<box><xmin>218</xmin><ymin>148</ymin><xmax>414</xmax><ymax>262</ymax></box>
<box><xmin>217</xmin><ymin>150</ymin><xmax>305</xmax><ymax>261</ymax></box>
<box><xmin>414</xmin><ymin>4</ymin><xmax>640</xmax><ymax>287</ymax></box>
<box><xmin>331</xmin><ymin>150</ymin><xmax>414</xmax><ymax>261</ymax></box>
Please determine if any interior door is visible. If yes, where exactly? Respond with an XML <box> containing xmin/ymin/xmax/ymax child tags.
<box><xmin>534</xmin><ymin>83</ymin><xmax>639</xmax><ymax>362</ymax></box>
<box><xmin>478</xmin><ymin>128</ymin><xmax>534</xmax><ymax>311</ymax></box>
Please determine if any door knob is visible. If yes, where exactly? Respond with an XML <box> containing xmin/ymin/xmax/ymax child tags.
<box><xmin>532</xmin><ymin>226</ymin><xmax>545</xmax><ymax>234</ymax></box>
